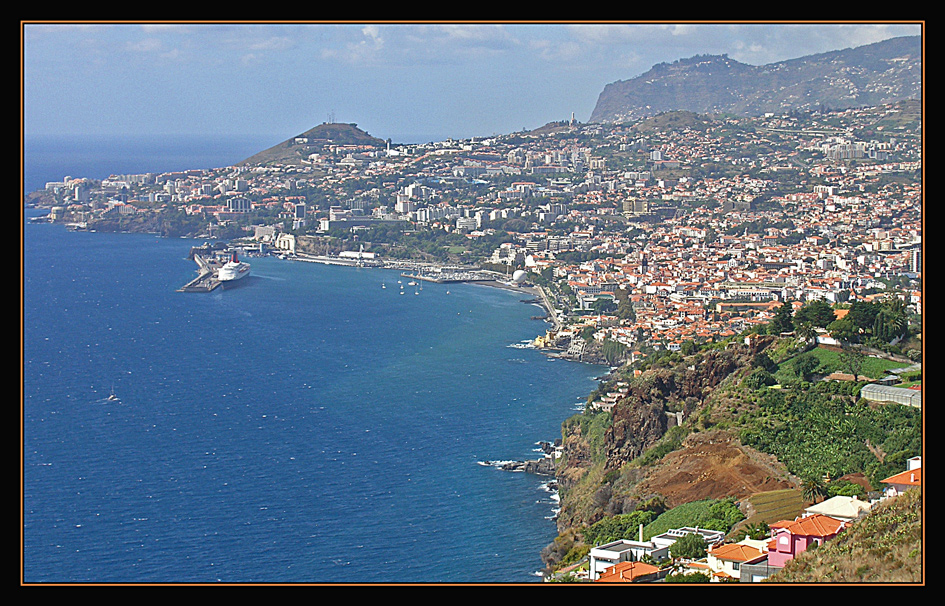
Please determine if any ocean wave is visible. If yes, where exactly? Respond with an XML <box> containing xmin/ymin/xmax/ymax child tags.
<box><xmin>476</xmin><ymin>460</ymin><xmax>516</xmax><ymax>468</ymax></box>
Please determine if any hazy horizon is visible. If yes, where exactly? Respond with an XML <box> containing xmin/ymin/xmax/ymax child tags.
<box><xmin>23</xmin><ymin>22</ymin><xmax>922</xmax><ymax>143</ymax></box>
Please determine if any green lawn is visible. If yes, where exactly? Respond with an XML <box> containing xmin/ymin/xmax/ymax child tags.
<box><xmin>776</xmin><ymin>347</ymin><xmax>909</xmax><ymax>382</ymax></box>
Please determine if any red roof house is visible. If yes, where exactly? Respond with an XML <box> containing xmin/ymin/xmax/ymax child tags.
<box><xmin>595</xmin><ymin>560</ymin><xmax>661</xmax><ymax>583</ymax></box>
<box><xmin>880</xmin><ymin>467</ymin><xmax>921</xmax><ymax>498</ymax></box>
<box><xmin>767</xmin><ymin>514</ymin><xmax>847</xmax><ymax>567</ymax></box>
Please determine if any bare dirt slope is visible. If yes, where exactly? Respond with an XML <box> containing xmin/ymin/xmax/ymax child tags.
<box><xmin>631</xmin><ymin>430</ymin><xmax>798</xmax><ymax>508</ymax></box>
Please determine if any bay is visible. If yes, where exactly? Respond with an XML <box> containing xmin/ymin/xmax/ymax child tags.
<box><xmin>22</xmin><ymin>211</ymin><xmax>604</xmax><ymax>583</ymax></box>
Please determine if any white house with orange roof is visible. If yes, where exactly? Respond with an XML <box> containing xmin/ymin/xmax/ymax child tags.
<box><xmin>880</xmin><ymin>456</ymin><xmax>921</xmax><ymax>499</ymax></box>
<box><xmin>706</xmin><ymin>542</ymin><xmax>767</xmax><ymax>582</ymax></box>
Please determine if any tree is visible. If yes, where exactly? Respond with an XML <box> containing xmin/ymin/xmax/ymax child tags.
<box><xmin>669</xmin><ymin>533</ymin><xmax>708</xmax><ymax>560</ymax></box>
<box><xmin>839</xmin><ymin>349</ymin><xmax>866</xmax><ymax>380</ymax></box>
<box><xmin>802</xmin><ymin>476</ymin><xmax>828</xmax><ymax>503</ymax></box>
<box><xmin>737</xmin><ymin>521</ymin><xmax>770</xmax><ymax>541</ymax></box>
<box><xmin>847</xmin><ymin>301</ymin><xmax>880</xmax><ymax>333</ymax></box>
<box><xmin>751</xmin><ymin>352</ymin><xmax>778</xmax><ymax>373</ymax></box>
<box><xmin>826</xmin><ymin>480</ymin><xmax>865</xmax><ymax>498</ymax></box>
<box><xmin>794</xmin><ymin>300</ymin><xmax>836</xmax><ymax>328</ymax></box>
<box><xmin>795</xmin><ymin>321</ymin><xmax>819</xmax><ymax>344</ymax></box>
<box><xmin>768</xmin><ymin>301</ymin><xmax>794</xmax><ymax>334</ymax></box>
<box><xmin>791</xmin><ymin>352</ymin><xmax>819</xmax><ymax>381</ymax></box>
<box><xmin>873</xmin><ymin>308</ymin><xmax>907</xmax><ymax>343</ymax></box>
<box><xmin>664</xmin><ymin>571</ymin><xmax>711</xmax><ymax>583</ymax></box>
<box><xmin>827</xmin><ymin>317</ymin><xmax>858</xmax><ymax>343</ymax></box>
<box><xmin>592</xmin><ymin>298</ymin><xmax>617</xmax><ymax>315</ymax></box>
<box><xmin>744</xmin><ymin>367</ymin><xmax>776</xmax><ymax>390</ymax></box>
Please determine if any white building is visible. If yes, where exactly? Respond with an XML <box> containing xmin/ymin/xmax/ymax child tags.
<box><xmin>274</xmin><ymin>232</ymin><xmax>296</xmax><ymax>254</ymax></box>
<box><xmin>588</xmin><ymin>526</ymin><xmax>725</xmax><ymax>580</ymax></box>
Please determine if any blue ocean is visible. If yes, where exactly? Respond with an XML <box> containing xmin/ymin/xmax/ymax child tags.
<box><xmin>22</xmin><ymin>136</ymin><xmax>604</xmax><ymax>583</ymax></box>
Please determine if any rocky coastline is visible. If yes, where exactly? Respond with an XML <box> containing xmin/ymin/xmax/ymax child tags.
<box><xmin>485</xmin><ymin>440</ymin><xmax>560</xmax><ymax>477</ymax></box>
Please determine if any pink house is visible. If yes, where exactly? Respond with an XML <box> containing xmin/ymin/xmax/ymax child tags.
<box><xmin>766</xmin><ymin>514</ymin><xmax>847</xmax><ymax>567</ymax></box>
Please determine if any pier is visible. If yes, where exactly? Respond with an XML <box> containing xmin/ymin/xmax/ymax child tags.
<box><xmin>178</xmin><ymin>254</ymin><xmax>223</xmax><ymax>292</ymax></box>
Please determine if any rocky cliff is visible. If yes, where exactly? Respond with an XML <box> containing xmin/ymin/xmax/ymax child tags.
<box><xmin>552</xmin><ymin>338</ymin><xmax>779</xmax><ymax>533</ymax></box>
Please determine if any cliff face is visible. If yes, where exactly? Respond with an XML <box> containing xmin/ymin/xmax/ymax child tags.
<box><xmin>604</xmin><ymin>349</ymin><xmax>742</xmax><ymax>466</ymax></box>
<box><xmin>590</xmin><ymin>35</ymin><xmax>922</xmax><ymax>123</ymax></box>
<box><xmin>553</xmin><ymin>345</ymin><xmax>756</xmax><ymax>532</ymax></box>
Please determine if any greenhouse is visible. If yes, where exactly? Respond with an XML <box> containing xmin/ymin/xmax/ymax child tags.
<box><xmin>859</xmin><ymin>384</ymin><xmax>922</xmax><ymax>408</ymax></box>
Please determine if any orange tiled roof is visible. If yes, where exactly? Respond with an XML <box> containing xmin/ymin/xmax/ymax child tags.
<box><xmin>770</xmin><ymin>514</ymin><xmax>846</xmax><ymax>538</ymax></box>
<box><xmin>709</xmin><ymin>543</ymin><xmax>765</xmax><ymax>563</ymax></box>
<box><xmin>881</xmin><ymin>467</ymin><xmax>921</xmax><ymax>486</ymax></box>
<box><xmin>596</xmin><ymin>560</ymin><xmax>660</xmax><ymax>583</ymax></box>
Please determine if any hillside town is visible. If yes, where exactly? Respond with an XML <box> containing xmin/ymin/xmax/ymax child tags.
<box><xmin>32</xmin><ymin>101</ymin><xmax>921</xmax><ymax>370</ymax></box>
<box><xmin>27</xmin><ymin>99</ymin><xmax>923</xmax><ymax>584</ymax></box>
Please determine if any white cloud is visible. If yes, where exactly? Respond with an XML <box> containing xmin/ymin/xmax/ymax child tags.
<box><xmin>361</xmin><ymin>25</ymin><xmax>383</xmax><ymax>47</ymax></box>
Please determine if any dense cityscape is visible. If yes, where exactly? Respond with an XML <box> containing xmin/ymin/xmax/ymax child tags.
<box><xmin>31</xmin><ymin>100</ymin><xmax>922</xmax><ymax>369</ymax></box>
<box><xmin>25</xmin><ymin>97</ymin><xmax>924</xmax><ymax>583</ymax></box>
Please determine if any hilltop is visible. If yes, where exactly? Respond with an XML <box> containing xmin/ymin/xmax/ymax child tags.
<box><xmin>590</xmin><ymin>35</ymin><xmax>921</xmax><ymax>123</ymax></box>
<box><xmin>236</xmin><ymin>122</ymin><xmax>387</xmax><ymax>167</ymax></box>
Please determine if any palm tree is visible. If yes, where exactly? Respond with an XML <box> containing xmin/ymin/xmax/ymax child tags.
<box><xmin>802</xmin><ymin>476</ymin><xmax>828</xmax><ymax>503</ymax></box>
<box><xmin>795</xmin><ymin>321</ymin><xmax>818</xmax><ymax>346</ymax></box>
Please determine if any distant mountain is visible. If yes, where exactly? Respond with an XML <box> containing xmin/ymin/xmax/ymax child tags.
<box><xmin>237</xmin><ymin>122</ymin><xmax>387</xmax><ymax>166</ymax></box>
<box><xmin>589</xmin><ymin>35</ymin><xmax>922</xmax><ymax>123</ymax></box>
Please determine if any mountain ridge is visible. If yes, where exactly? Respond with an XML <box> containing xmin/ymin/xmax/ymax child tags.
<box><xmin>590</xmin><ymin>35</ymin><xmax>922</xmax><ymax>123</ymax></box>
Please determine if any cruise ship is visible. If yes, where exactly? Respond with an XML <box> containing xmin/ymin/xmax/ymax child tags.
<box><xmin>217</xmin><ymin>251</ymin><xmax>251</xmax><ymax>285</ymax></box>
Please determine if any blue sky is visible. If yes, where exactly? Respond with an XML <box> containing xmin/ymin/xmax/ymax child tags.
<box><xmin>22</xmin><ymin>22</ymin><xmax>923</xmax><ymax>144</ymax></box>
